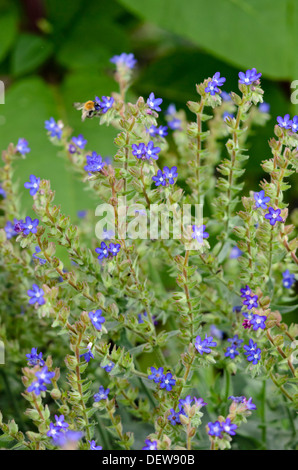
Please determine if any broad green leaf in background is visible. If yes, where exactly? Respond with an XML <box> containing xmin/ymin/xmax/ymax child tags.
<box><xmin>11</xmin><ymin>34</ymin><xmax>53</xmax><ymax>77</ymax></box>
<box><xmin>0</xmin><ymin>8</ymin><xmax>18</xmax><ymax>63</ymax></box>
<box><xmin>118</xmin><ymin>0</ymin><xmax>298</xmax><ymax>81</ymax></box>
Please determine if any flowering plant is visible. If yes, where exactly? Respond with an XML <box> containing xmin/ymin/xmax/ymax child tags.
<box><xmin>0</xmin><ymin>54</ymin><xmax>297</xmax><ymax>451</ymax></box>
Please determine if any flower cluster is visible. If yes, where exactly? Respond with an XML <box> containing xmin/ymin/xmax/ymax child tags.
<box><xmin>94</xmin><ymin>96</ymin><xmax>114</xmax><ymax>114</ymax></box>
<box><xmin>27</xmin><ymin>365</ymin><xmax>55</xmax><ymax>395</ymax></box>
<box><xmin>208</xmin><ymin>418</ymin><xmax>238</xmax><ymax>438</ymax></box>
<box><xmin>277</xmin><ymin>114</ymin><xmax>298</xmax><ymax>132</ymax></box>
<box><xmin>45</xmin><ymin>117</ymin><xmax>62</xmax><ymax>139</ymax></box>
<box><xmin>244</xmin><ymin>339</ymin><xmax>261</xmax><ymax>364</ymax></box>
<box><xmin>282</xmin><ymin>270</ymin><xmax>295</xmax><ymax>288</ymax></box>
<box><xmin>94</xmin><ymin>386</ymin><xmax>110</xmax><ymax>402</ymax></box>
<box><xmin>84</xmin><ymin>152</ymin><xmax>106</xmax><ymax>174</ymax></box>
<box><xmin>95</xmin><ymin>241</ymin><xmax>121</xmax><ymax>259</ymax></box>
<box><xmin>131</xmin><ymin>141</ymin><xmax>161</xmax><ymax>161</ymax></box>
<box><xmin>26</xmin><ymin>348</ymin><xmax>45</xmax><ymax>367</ymax></box>
<box><xmin>148</xmin><ymin>367</ymin><xmax>176</xmax><ymax>391</ymax></box>
<box><xmin>225</xmin><ymin>335</ymin><xmax>243</xmax><ymax>359</ymax></box>
<box><xmin>152</xmin><ymin>166</ymin><xmax>178</xmax><ymax>187</ymax></box>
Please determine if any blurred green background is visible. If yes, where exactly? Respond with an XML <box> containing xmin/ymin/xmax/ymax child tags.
<box><xmin>0</xmin><ymin>0</ymin><xmax>297</xmax><ymax>219</ymax></box>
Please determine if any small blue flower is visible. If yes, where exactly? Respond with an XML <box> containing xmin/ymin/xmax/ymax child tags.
<box><xmin>245</xmin><ymin>347</ymin><xmax>261</xmax><ymax>365</ymax></box>
<box><xmin>225</xmin><ymin>346</ymin><xmax>239</xmax><ymax>359</ymax></box>
<box><xmin>147</xmin><ymin>92</ymin><xmax>163</xmax><ymax>112</ymax></box>
<box><xmin>45</xmin><ymin>117</ymin><xmax>62</xmax><ymax>138</ymax></box>
<box><xmin>22</xmin><ymin>216</ymin><xmax>40</xmax><ymax>236</ymax></box>
<box><xmin>227</xmin><ymin>335</ymin><xmax>243</xmax><ymax>348</ymax></box>
<box><xmin>152</xmin><ymin>169</ymin><xmax>166</xmax><ymax>187</ymax></box>
<box><xmin>84</xmin><ymin>152</ymin><xmax>106</xmax><ymax>174</ymax></box>
<box><xmin>148</xmin><ymin>366</ymin><xmax>164</xmax><ymax>383</ymax></box>
<box><xmin>291</xmin><ymin>115</ymin><xmax>298</xmax><ymax>132</ymax></box>
<box><xmin>192</xmin><ymin>225</ymin><xmax>209</xmax><ymax>244</ymax></box>
<box><xmin>243</xmin><ymin>339</ymin><xmax>258</xmax><ymax>356</ymax></box>
<box><xmin>240</xmin><ymin>285</ymin><xmax>252</xmax><ymax>298</ymax></box>
<box><xmin>160</xmin><ymin>372</ymin><xmax>176</xmax><ymax>391</ymax></box>
<box><xmin>238</xmin><ymin>68</ymin><xmax>262</xmax><ymax>85</ymax></box>
<box><xmin>178</xmin><ymin>395</ymin><xmax>193</xmax><ymax>411</ymax></box>
<box><xmin>54</xmin><ymin>415</ymin><xmax>69</xmax><ymax>430</ymax></box>
<box><xmin>110</xmin><ymin>52</ymin><xmax>137</xmax><ymax>69</ymax></box>
<box><xmin>210</xmin><ymin>325</ymin><xmax>224</xmax><ymax>340</ymax></box>
<box><xmin>205</xmin><ymin>81</ymin><xmax>220</xmax><ymax>96</ymax></box>
<box><xmin>24</xmin><ymin>174</ymin><xmax>40</xmax><ymax>196</ymax></box>
<box><xmin>265</xmin><ymin>207</ymin><xmax>283</xmax><ymax>226</ymax></box>
<box><xmin>56</xmin><ymin>430</ymin><xmax>83</xmax><ymax>448</ymax></box>
<box><xmin>47</xmin><ymin>423</ymin><xmax>64</xmax><ymax>441</ymax></box>
<box><xmin>243</xmin><ymin>294</ymin><xmax>258</xmax><ymax>310</ymax></box>
<box><xmin>72</xmin><ymin>134</ymin><xmax>87</xmax><ymax>149</ymax></box>
<box><xmin>26</xmin><ymin>348</ymin><xmax>45</xmax><ymax>366</ymax></box>
<box><xmin>145</xmin><ymin>141</ymin><xmax>160</xmax><ymax>160</ymax></box>
<box><xmin>27</xmin><ymin>284</ymin><xmax>45</xmax><ymax>306</ymax></box>
<box><xmin>195</xmin><ymin>334</ymin><xmax>216</xmax><ymax>355</ymax></box>
<box><xmin>102</xmin><ymin>361</ymin><xmax>115</xmax><ymax>373</ymax></box>
<box><xmin>254</xmin><ymin>190</ymin><xmax>270</xmax><ymax>209</ymax></box>
<box><xmin>168</xmin><ymin>409</ymin><xmax>181</xmax><ymax>425</ymax></box>
<box><xmin>250</xmin><ymin>314</ymin><xmax>266</xmax><ymax>331</ymax></box>
<box><xmin>165</xmin><ymin>103</ymin><xmax>176</xmax><ymax>115</ymax></box>
<box><xmin>142</xmin><ymin>439</ymin><xmax>157</xmax><ymax>450</ymax></box>
<box><xmin>98</xmin><ymin>96</ymin><xmax>114</xmax><ymax>114</ymax></box>
<box><xmin>156</xmin><ymin>125</ymin><xmax>168</xmax><ymax>138</ymax></box>
<box><xmin>27</xmin><ymin>380</ymin><xmax>47</xmax><ymax>395</ymax></box>
<box><xmin>223</xmin><ymin>112</ymin><xmax>234</xmax><ymax>122</ymax></box>
<box><xmin>244</xmin><ymin>397</ymin><xmax>257</xmax><ymax>410</ymax></box>
<box><xmin>32</xmin><ymin>246</ymin><xmax>46</xmax><ymax>265</ymax></box>
<box><xmin>163</xmin><ymin>166</ymin><xmax>178</xmax><ymax>184</ymax></box>
<box><xmin>168</xmin><ymin>118</ymin><xmax>182</xmax><ymax>130</ymax></box>
<box><xmin>35</xmin><ymin>366</ymin><xmax>55</xmax><ymax>384</ymax></box>
<box><xmin>282</xmin><ymin>270</ymin><xmax>295</xmax><ymax>289</ymax></box>
<box><xmin>4</xmin><ymin>220</ymin><xmax>18</xmax><ymax>239</ymax></box>
<box><xmin>0</xmin><ymin>186</ymin><xmax>6</xmax><ymax>198</ymax></box>
<box><xmin>108</xmin><ymin>243</ymin><xmax>121</xmax><ymax>257</ymax></box>
<box><xmin>222</xmin><ymin>418</ymin><xmax>237</xmax><ymax>436</ymax></box>
<box><xmin>132</xmin><ymin>142</ymin><xmax>146</xmax><ymax>159</ymax></box>
<box><xmin>16</xmin><ymin>138</ymin><xmax>30</xmax><ymax>155</ymax></box>
<box><xmin>276</xmin><ymin>114</ymin><xmax>292</xmax><ymax>129</ymax></box>
<box><xmin>89</xmin><ymin>440</ymin><xmax>103</xmax><ymax>450</ymax></box>
<box><xmin>259</xmin><ymin>102</ymin><xmax>270</xmax><ymax>113</ymax></box>
<box><xmin>95</xmin><ymin>242</ymin><xmax>109</xmax><ymax>260</ymax></box>
<box><xmin>94</xmin><ymin>386</ymin><xmax>110</xmax><ymax>402</ymax></box>
<box><xmin>77</xmin><ymin>210</ymin><xmax>87</xmax><ymax>219</ymax></box>
<box><xmin>80</xmin><ymin>344</ymin><xmax>94</xmax><ymax>363</ymax></box>
<box><xmin>89</xmin><ymin>310</ymin><xmax>105</xmax><ymax>331</ymax></box>
<box><xmin>230</xmin><ymin>246</ymin><xmax>243</xmax><ymax>259</ymax></box>
<box><xmin>221</xmin><ymin>91</ymin><xmax>231</xmax><ymax>101</ymax></box>
<box><xmin>212</xmin><ymin>72</ymin><xmax>226</xmax><ymax>87</ymax></box>
<box><xmin>208</xmin><ymin>421</ymin><xmax>223</xmax><ymax>437</ymax></box>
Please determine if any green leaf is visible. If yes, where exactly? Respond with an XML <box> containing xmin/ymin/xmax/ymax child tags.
<box><xmin>119</xmin><ymin>0</ymin><xmax>298</xmax><ymax>80</ymax></box>
<box><xmin>11</xmin><ymin>34</ymin><xmax>53</xmax><ymax>76</ymax></box>
<box><xmin>0</xmin><ymin>8</ymin><xmax>18</xmax><ymax>62</ymax></box>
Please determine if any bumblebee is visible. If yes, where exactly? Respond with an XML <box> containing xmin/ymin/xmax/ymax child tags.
<box><xmin>73</xmin><ymin>100</ymin><xmax>97</xmax><ymax>121</ymax></box>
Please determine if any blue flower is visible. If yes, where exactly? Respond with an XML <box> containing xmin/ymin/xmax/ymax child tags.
<box><xmin>243</xmin><ymin>294</ymin><xmax>258</xmax><ymax>310</ymax></box>
<box><xmin>77</xmin><ymin>210</ymin><xmax>87</xmax><ymax>219</ymax></box>
<box><xmin>148</xmin><ymin>366</ymin><xmax>164</xmax><ymax>383</ymax></box>
<box><xmin>110</xmin><ymin>52</ymin><xmax>137</xmax><ymax>69</ymax></box>
<box><xmin>102</xmin><ymin>361</ymin><xmax>115</xmax><ymax>373</ymax></box>
<box><xmin>225</xmin><ymin>346</ymin><xmax>239</xmax><ymax>359</ymax></box>
<box><xmin>221</xmin><ymin>91</ymin><xmax>231</xmax><ymax>101</ymax></box>
<box><xmin>142</xmin><ymin>439</ymin><xmax>157</xmax><ymax>450</ymax></box>
<box><xmin>108</xmin><ymin>243</ymin><xmax>121</xmax><ymax>257</ymax></box>
<box><xmin>89</xmin><ymin>310</ymin><xmax>105</xmax><ymax>331</ymax></box>
<box><xmin>291</xmin><ymin>115</ymin><xmax>298</xmax><ymax>132</ymax></box>
<box><xmin>147</xmin><ymin>92</ymin><xmax>163</xmax><ymax>112</ymax></box>
<box><xmin>80</xmin><ymin>344</ymin><xmax>94</xmax><ymax>363</ymax></box>
<box><xmin>227</xmin><ymin>335</ymin><xmax>243</xmax><ymax>348</ymax></box>
<box><xmin>89</xmin><ymin>440</ymin><xmax>103</xmax><ymax>450</ymax></box>
<box><xmin>244</xmin><ymin>397</ymin><xmax>257</xmax><ymax>410</ymax></box>
<box><xmin>240</xmin><ymin>285</ymin><xmax>252</xmax><ymax>298</ymax></box>
<box><xmin>265</xmin><ymin>207</ymin><xmax>283</xmax><ymax>226</ymax></box>
<box><xmin>16</xmin><ymin>138</ymin><xmax>30</xmax><ymax>155</ymax></box>
<box><xmin>163</xmin><ymin>166</ymin><xmax>178</xmax><ymax>184</ymax></box>
<box><xmin>144</xmin><ymin>141</ymin><xmax>160</xmax><ymax>160</ymax></box>
<box><xmin>84</xmin><ymin>152</ymin><xmax>106</xmax><ymax>174</ymax></box>
<box><xmin>276</xmin><ymin>114</ymin><xmax>292</xmax><ymax>129</ymax></box>
<box><xmin>243</xmin><ymin>339</ymin><xmax>258</xmax><ymax>357</ymax></box>
<box><xmin>282</xmin><ymin>270</ymin><xmax>295</xmax><ymax>289</ymax></box>
<box><xmin>45</xmin><ymin>117</ymin><xmax>62</xmax><ymax>138</ymax></box>
<box><xmin>147</xmin><ymin>126</ymin><xmax>157</xmax><ymax>137</ymax></box>
<box><xmin>47</xmin><ymin>423</ymin><xmax>64</xmax><ymax>441</ymax></box>
<box><xmin>210</xmin><ymin>324</ymin><xmax>224</xmax><ymax>340</ymax></box>
<box><xmin>56</xmin><ymin>430</ymin><xmax>83</xmax><ymax>448</ymax></box>
<box><xmin>35</xmin><ymin>366</ymin><xmax>55</xmax><ymax>384</ymax></box>
<box><xmin>72</xmin><ymin>134</ymin><xmax>87</xmax><ymax>149</ymax></box>
<box><xmin>98</xmin><ymin>96</ymin><xmax>114</xmax><ymax>114</ymax></box>
<box><xmin>228</xmin><ymin>395</ymin><xmax>246</xmax><ymax>403</ymax></box>
<box><xmin>230</xmin><ymin>246</ymin><xmax>243</xmax><ymax>259</ymax></box>
<box><xmin>26</xmin><ymin>348</ymin><xmax>45</xmax><ymax>366</ymax></box>
<box><xmin>208</xmin><ymin>421</ymin><xmax>223</xmax><ymax>437</ymax></box>
<box><xmin>152</xmin><ymin>169</ymin><xmax>166</xmax><ymax>187</ymax></box>
<box><xmin>165</xmin><ymin>103</ymin><xmax>176</xmax><ymax>115</ymax></box>
<box><xmin>178</xmin><ymin>395</ymin><xmax>193</xmax><ymax>412</ymax></box>
<box><xmin>160</xmin><ymin>372</ymin><xmax>176</xmax><ymax>391</ymax></box>
<box><xmin>192</xmin><ymin>225</ymin><xmax>209</xmax><ymax>244</ymax></box>
<box><xmin>168</xmin><ymin>118</ymin><xmax>182</xmax><ymax>130</ymax></box>
<box><xmin>222</xmin><ymin>418</ymin><xmax>237</xmax><ymax>436</ymax></box>
<box><xmin>27</xmin><ymin>380</ymin><xmax>47</xmax><ymax>395</ymax></box>
<box><xmin>195</xmin><ymin>334</ymin><xmax>216</xmax><ymax>355</ymax></box>
<box><xmin>212</xmin><ymin>72</ymin><xmax>226</xmax><ymax>87</ymax></box>
<box><xmin>205</xmin><ymin>81</ymin><xmax>220</xmax><ymax>96</ymax></box>
<box><xmin>132</xmin><ymin>143</ymin><xmax>146</xmax><ymax>159</ymax></box>
<box><xmin>95</xmin><ymin>242</ymin><xmax>109</xmax><ymax>260</ymax></box>
<box><xmin>54</xmin><ymin>415</ymin><xmax>69</xmax><ymax>430</ymax></box>
<box><xmin>254</xmin><ymin>190</ymin><xmax>270</xmax><ymax>209</ymax></box>
<box><xmin>245</xmin><ymin>347</ymin><xmax>261</xmax><ymax>365</ymax></box>
<box><xmin>4</xmin><ymin>220</ymin><xmax>18</xmax><ymax>239</ymax></box>
<box><xmin>168</xmin><ymin>409</ymin><xmax>181</xmax><ymax>425</ymax></box>
<box><xmin>238</xmin><ymin>68</ymin><xmax>261</xmax><ymax>85</ymax></box>
<box><xmin>94</xmin><ymin>386</ymin><xmax>110</xmax><ymax>402</ymax></box>
<box><xmin>259</xmin><ymin>102</ymin><xmax>270</xmax><ymax>113</ymax></box>
<box><xmin>0</xmin><ymin>185</ymin><xmax>6</xmax><ymax>198</ymax></box>
<box><xmin>22</xmin><ymin>216</ymin><xmax>40</xmax><ymax>236</ymax></box>
<box><xmin>27</xmin><ymin>284</ymin><xmax>45</xmax><ymax>306</ymax></box>
<box><xmin>24</xmin><ymin>174</ymin><xmax>40</xmax><ymax>196</ymax></box>
<box><xmin>156</xmin><ymin>125</ymin><xmax>168</xmax><ymax>138</ymax></box>
<box><xmin>250</xmin><ymin>314</ymin><xmax>266</xmax><ymax>331</ymax></box>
